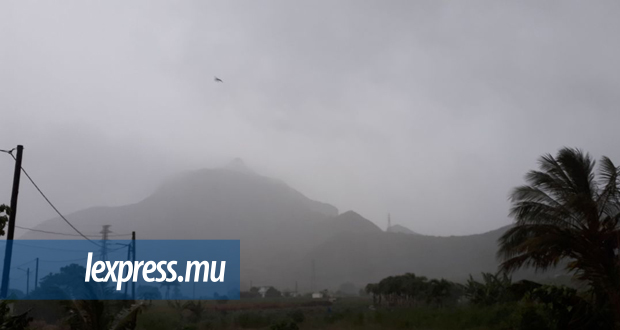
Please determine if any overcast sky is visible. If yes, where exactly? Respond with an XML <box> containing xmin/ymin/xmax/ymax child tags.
<box><xmin>1</xmin><ymin>1</ymin><xmax>619</xmax><ymax>236</ymax></box>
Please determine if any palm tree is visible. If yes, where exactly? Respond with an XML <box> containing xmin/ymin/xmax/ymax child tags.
<box><xmin>464</xmin><ymin>272</ymin><xmax>512</xmax><ymax>306</ymax></box>
<box><xmin>426</xmin><ymin>279</ymin><xmax>452</xmax><ymax>307</ymax></box>
<box><xmin>498</xmin><ymin>148</ymin><xmax>620</xmax><ymax>326</ymax></box>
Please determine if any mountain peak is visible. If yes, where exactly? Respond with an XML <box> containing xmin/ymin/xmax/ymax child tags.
<box><xmin>330</xmin><ymin>211</ymin><xmax>383</xmax><ymax>234</ymax></box>
<box><xmin>224</xmin><ymin>158</ymin><xmax>254</xmax><ymax>174</ymax></box>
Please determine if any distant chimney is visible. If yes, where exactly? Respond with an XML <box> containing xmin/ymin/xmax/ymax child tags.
<box><xmin>387</xmin><ymin>213</ymin><xmax>391</xmax><ymax>231</ymax></box>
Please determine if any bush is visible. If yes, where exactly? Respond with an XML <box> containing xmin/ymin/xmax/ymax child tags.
<box><xmin>286</xmin><ymin>309</ymin><xmax>305</xmax><ymax>323</ymax></box>
<box><xmin>0</xmin><ymin>300</ymin><xmax>31</xmax><ymax>329</ymax></box>
<box><xmin>137</xmin><ymin>308</ymin><xmax>182</xmax><ymax>330</ymax></box>
<box><xmin>508</xmin><ymin>303</ymin><xmax>552</xmax><ymax>330</ymax></box>
<box><xmin>235</xmin><ymin>311</ymin><xmax>273</xmax><ymax>328</ymax></box>
<box><xmin>270</xmin><ymin>320</ymin><xmax>299</xmax><ymax>330</ymax></box>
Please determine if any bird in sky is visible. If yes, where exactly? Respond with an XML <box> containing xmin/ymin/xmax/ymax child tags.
<box><xmin>214</xmin><ymin>77</ymin><xmax>223</xmax><ymax>83</ymax></box>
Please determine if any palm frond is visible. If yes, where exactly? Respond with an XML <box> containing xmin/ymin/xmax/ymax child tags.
<box><xmin>499</xmin><ymin>147</ymin><xmax>620</xmax><ymax>318</ymax></box>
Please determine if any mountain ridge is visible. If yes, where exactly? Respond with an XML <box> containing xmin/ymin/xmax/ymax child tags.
<box><xmin>21</xmin><ymin>165</ymin><xmax>545</xmax><ymax>291</ymax></box>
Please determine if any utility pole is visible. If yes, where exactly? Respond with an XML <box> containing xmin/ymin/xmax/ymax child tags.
<box><xmin>16</xmin><ymin>267</ymin><xmax>30</xmax><ymax>296</ymax></box>
<box><xmin>124</xmin><ymin>243</ymin><xmax>131</xmax><ymax>298</ymax></box>
<box><xmin>1</xmin><ymin>145</ymin><xmax>24</xmax><ymax>298</ymax></box>
<box><xmin>35</xmin><ymin>258</ymin><xmax>39</xmax><ymax>290</ymax></box>
<box><xmin>311</xmin><ymin>259</ymin><xmax>316</xmax><ymax>293</ymax></box>
<box><xmin>131</xmin><ymin>231</ymin><xmax>135</xmax><ymax>300</ymax></box>
<box><xmin>100</xmin><ymin>225</ymin><xmax>111</xmax><ymax>262</ymax></box>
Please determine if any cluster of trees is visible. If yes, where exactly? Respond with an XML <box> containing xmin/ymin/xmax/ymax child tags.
<box><xmin>497</xmin><ymin>148</ymin><xmax>620</xmax><ymax>328</ymax></box>
<box><xmin>463</xmin><ymin>272</ymin><xmax>520</xmax><ymax>305</ymax></box>
<box><xmin>362</xmin><ymin>148</ymin><xmax>620</xmax><ymax>329</ymax></box>
<box><xmin>365</xmin><ymin>273</ymin><xmax>458</xmax><ymax>307</ymax></box>
<box><xmin>241</xmin><ymin>286</ymin><xmax>283</xmax><ymax>298</ymax></box>
<box><xmin>463</xmin><ymin>272</ymin><xmax>609</xmax><ymax>329</ymax></box>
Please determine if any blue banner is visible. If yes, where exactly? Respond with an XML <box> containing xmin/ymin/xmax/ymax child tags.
<box><xmin>0</xmin><ymin>240</ymin><xmax>240</xmax><ymax>300</ymax></box>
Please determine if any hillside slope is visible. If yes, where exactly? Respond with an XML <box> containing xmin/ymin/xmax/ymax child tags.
<box><xmin>21</xmin><ymin>163</ymin><xmax>555</xmax><ymax>291</ymax></box>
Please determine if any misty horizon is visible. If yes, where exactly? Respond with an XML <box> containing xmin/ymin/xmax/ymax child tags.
<box><xmin>2</xmin><ymin>2</ymin><xmax>620</xmax><ymax>328</ymax></box>
<box><xmin>2</xmin><ymin>1</ymin><xmax>619</xmax><ymax>237</ymax></box>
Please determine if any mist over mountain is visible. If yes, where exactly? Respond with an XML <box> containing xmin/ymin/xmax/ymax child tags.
<box><xmin>387</xmin><ymin>224</ymin><xmax>422</xmax><ymax>235</ymax></box>
<box><xmin>21</xmin><ymin>161</ymin><xmax>553</xmax><ymax>291</ymax></box>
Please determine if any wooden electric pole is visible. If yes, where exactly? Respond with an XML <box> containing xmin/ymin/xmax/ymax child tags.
<box><xmin>131</xmin><ymin>231</ymin><xmax>136</xmax><ymax>300</ymax></box>
<box><xmin>35</xmin><ymin>257</ymin><xmax>39</xmax><ymax>289</ymax></box>
<box><xmin>25</xmin><ymin>268</ymin><xmax>29</xmax><ymax>296</ymax></box>
<box><xmin>124</xmin><ymin>243</ymin><xmax>131</xmax><ymax>298</ymax></box>
<box><xmin>100</xmin><ymin>225</ymin><xmax>111</xmax><ymax>262</ymax></box>
<box><xmin>1</xmin><ymin>145</ymin><xmax>24</xmax><ymax>298</ymax></box>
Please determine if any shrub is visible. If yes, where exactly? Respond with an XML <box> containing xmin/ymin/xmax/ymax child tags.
<box><xmin>235</xmin><ymin>311</ymin><xmax>273</xmax><ymax>328</ymax></box>
<box><xmin>286</xmin><ymin>309</ymin><xmax>305</xmax><ymax>323</ymax></box>
<box><xmin>270</xmin><ymin>320</ymin><xmax>298</xmax><ymax>330</ymax></box>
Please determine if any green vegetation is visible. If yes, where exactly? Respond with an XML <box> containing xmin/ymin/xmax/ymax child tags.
<box><xmin>499</xmin><ymin>148</ymin><xmax>620</xmax><ymax>328</ymax></box>
<box><xmin>365</xmin><ymin>273</ymin><xmax>459</xmax><ymax>307</ymax></box>
<box><xmin>7</xmin><ymin>147</ymin><xmax>620</xmax><ymax>329</ymax></box>
<box><xmin>0</xmin><ymin>204</ymin><xmax>32</xmax><ymax>329</ymax></box>
<box><xmin>0</xmin><ymin>204</ymin><xmax>9</xmax><ymax>236</ymax></box>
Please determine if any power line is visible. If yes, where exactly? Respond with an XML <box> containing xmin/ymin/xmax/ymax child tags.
<box><xmin>15</xmin><ymin>225</ymin><xmax>131</xmax><ymax>238</ymax></box>
<box><xmin>6</xmin><ymin>153</ymin><xmax>100</xmax><ymax>247</ymax></box>
<box><xmin>13</xmin><ymin>242</ymin><xmax>93</xmax><ymax>253</ymax></box>
<box><xmin>13</xmin><ymin>258</ymin><xmax>36</xmax><ymax>269</ymax></box>
<box><xmin>39</xmin><ymin>256</ymin><xmax>94</xmax><ymax>263</ymax></box>
<box><xmin>103</xmin><ymin>233</ymin><xmax>132</xmax><ymax>237</ymax></box>
<box><xmin>106</xmin><ymin>245</ymin><xmax>127</xmax><ymax>254</ymax></box>
<box><xmin>14</xmin><ymin>226</ymin><xmax>89</xmax><ymax>237</ymax></box>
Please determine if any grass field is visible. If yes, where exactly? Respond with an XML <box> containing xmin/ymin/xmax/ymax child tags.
<box><xmin>131</xmin><ymin>297</ymin><xmax>531</xmax><ymax>330</ymax></box>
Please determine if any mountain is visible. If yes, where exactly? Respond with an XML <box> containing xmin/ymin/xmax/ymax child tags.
<box><xmin>387</xmin><ymin>224</ymin><xmax>422</xmax><ymax>235</ymax></box>
<box><xmin>21</xmin><ymin>161</ymin><xmax>556</xmax><ymax>291</ymax></box>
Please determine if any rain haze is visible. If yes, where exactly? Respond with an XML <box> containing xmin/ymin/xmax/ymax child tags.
<box><xmin>1</xmin><ymin>0</ymin><xmax>620</xmax><ymax>237</ymax></box>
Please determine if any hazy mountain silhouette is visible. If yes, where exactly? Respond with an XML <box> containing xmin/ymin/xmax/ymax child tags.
<box><xmin>387</xmin><ymin>224</ymin><xmax>422</xmax><ymax>235</ymax></box>
<box><xmin>21</xmin><ymin>161</ymin><xmax>555</xmax><ymax>291</ymax></box>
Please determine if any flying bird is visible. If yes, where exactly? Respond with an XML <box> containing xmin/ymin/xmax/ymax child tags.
<box><xmin>214</xmin><ymin>77</ymin><xmax>223</xmax><ymax>83</ymax></box>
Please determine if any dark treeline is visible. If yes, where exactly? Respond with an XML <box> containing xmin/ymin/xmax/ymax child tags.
<box><xmin>365</xmin><ymin>273</ymin><xmax>458</xmax><ymax>307</ymax></box>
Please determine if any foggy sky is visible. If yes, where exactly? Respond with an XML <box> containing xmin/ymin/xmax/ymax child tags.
<box><xmin>1</xmin><ymin>1</ymin><xmax>619</xmax><ymax>236</ymax></box>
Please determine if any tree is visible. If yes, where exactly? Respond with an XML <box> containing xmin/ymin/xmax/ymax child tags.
<box><xmin>0</xmin><ymin>204</ymin><xmax>9</xmax><ymax>236</ymax></box>
<box><xmin>366</xmin><ymin>273</ymin><xmax>459</xmax><ymax>307</ymax></box>
<box><xmin>64</xmin><ymin>299</ymin><xmax>144</xmax><ymax>330</ymax></box>
<box><xmin>365</xmin><ymin>283</ymin><xmax>380</xmax><ymax>305</ymax></box>
<box><xmin>426</xmin><ymin>279</ymin><xmax>453</xmax><ymax>307</ymax></box>
<box><xmin>0</xmin><ymin>204</ymin><xmax>33</xmax><ymax>329</ymax></box>
<box><xmin>464</xmin><ymin>272</ymin><xmax>513</xmax><ymax>306</ymax></box>
<box><xmin>265</xmin><ymin>287</ymin><xmax>281</xmax><ymax>298</ymax></box>
<box><xmin>498</xmin><ymin>148</ymin><xmax>620</xmax><ymax>327</ymax></box>
<box><xmin>27</xmin><ymin>264</ymin><xmax>142</xmax><ymax>329</ymax></box>
<box><xmin>31</xmin><ymin>264</ymin><xmax>117</xmax><ymax>300</ymax></box>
